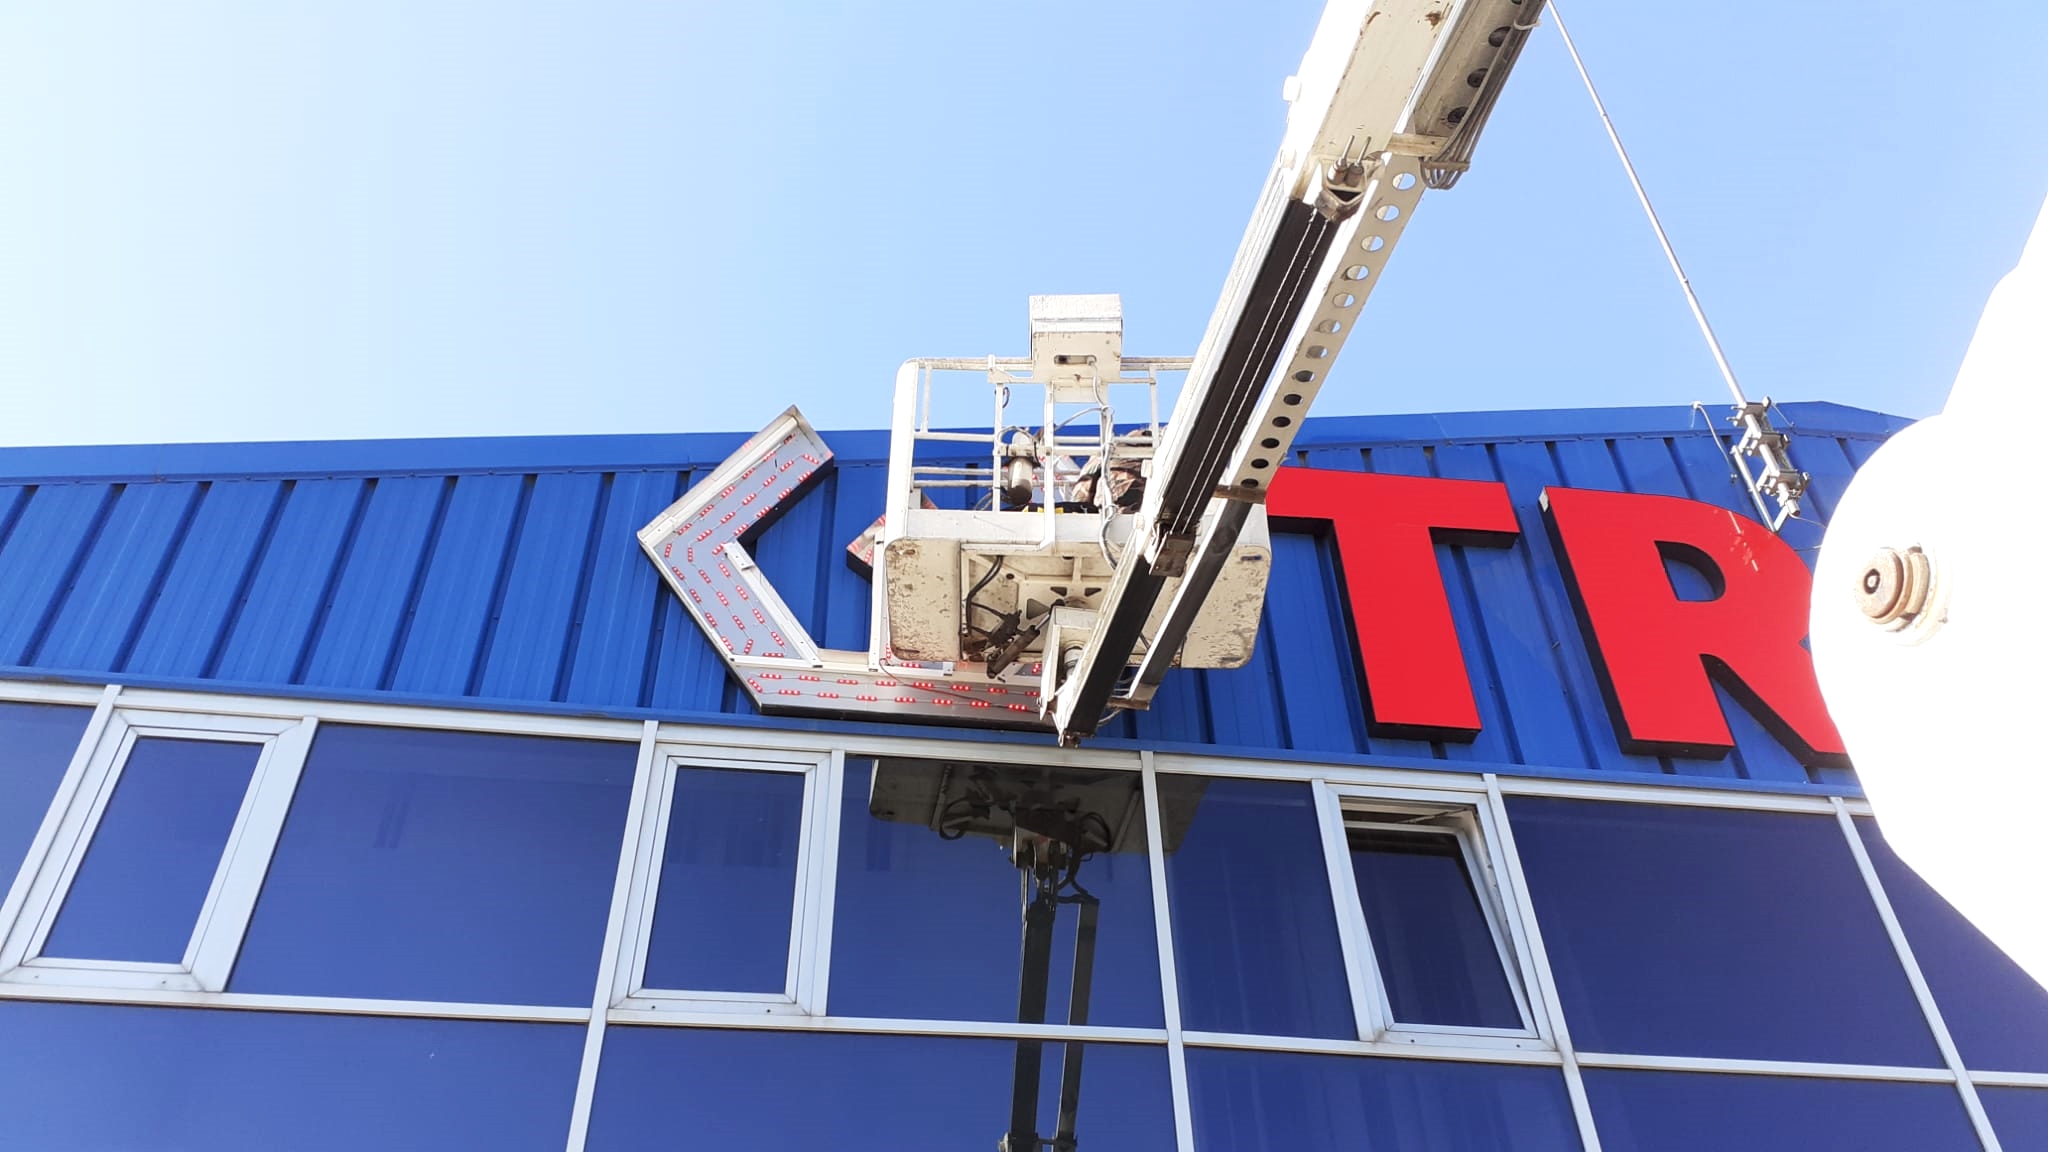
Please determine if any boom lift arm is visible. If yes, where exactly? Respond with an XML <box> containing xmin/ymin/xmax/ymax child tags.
<box><xmin>1050</xmin><ymin>0</ymin><xmax>1547</xmax><ymax>741</ymax></box>
<box><xmin>638</xmin><ymin>0</ymin><xmax>1548</xmax><ymax>747</ymax></box>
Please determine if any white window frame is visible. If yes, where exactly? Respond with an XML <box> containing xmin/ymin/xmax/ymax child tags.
<box><xmin>610</xmin><ymin>743</ymin><xmax>835</xmax><ymax>1015</ymax></box>
<box><xmin>1314</xmin><ymin>780</ymin><xmax>1551</xmax><ymax>1051</ymax></box>
<box><xmin>0</xmin><ymin>708</ymin><xmax>317</xmax><ymax>993</ymax></box>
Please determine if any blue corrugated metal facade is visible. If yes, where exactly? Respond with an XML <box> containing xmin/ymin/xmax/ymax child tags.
<box><xmin>17</xmin><ymin>400</ymin><xmax>2048</xmax><ymax>1152</ymax></box>
<box><xmin>0</xmin><ymin>402</ymin><xmax>1901</xmax><ymax>788</ymax></box>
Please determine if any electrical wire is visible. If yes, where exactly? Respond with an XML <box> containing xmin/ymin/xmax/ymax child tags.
<box><xmin>1426</xmin><ymin>0</ymin><xmax>1549</xmax><ymax>189</ymax></box>
<box><xmin>1547</xmin><ymin>3</ymin><xmax>1750</xmax><ymax>414</ymax></box>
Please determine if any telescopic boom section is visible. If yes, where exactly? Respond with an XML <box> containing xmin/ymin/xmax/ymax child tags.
<box><xmin>1050</xmin><ymin>0</ymin><xmax>1547</xmax><ymax>743</ymax></box>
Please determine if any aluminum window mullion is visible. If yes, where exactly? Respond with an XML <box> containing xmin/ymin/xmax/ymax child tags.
<box><xmin>620</xmin><ymin>766</ymin><xmax>683</xmax><ymax>1002</ymax></box>
<box><xmin>1447</xmin><ymin>812</ymin><xmax>1539</xmax><ymax>1037</ymax></box>
<box><xmin>1467</xmin><ymin>797</ymin><xmax>1555</xmax><ymax>1047</ymax></box>
<box><xmin>186</xmin><ymin>716</ymin><xmax>318</xmax><ymax>990</ymax></box>
<box><xmin>5</xmin><ymin>715</ymin><xmax>142</xmax><ymax>971</ymax></box>
<box><xmin>1141</xmin><ymin>753</ymin><xmax>1196</xmax><ymax>1152</ymax></box>
<box><xmin>1484</xmin><ymin>774</ymin><xmax>1603</xmax><ymax>1152</ymax></box>
<box><xmin>1178</xmin><ymin>1029</ymin><xmax>1564</xmax><ymax>1064</ymax></box>
<box><xmin>566</xmin><ymin>719</ymin><xmax>662</xmax><ymax>1152</ymax></box>
<box><xmin>607</xmin><ymin>739</ymin><xmax>674</xmax><ymax>1011</ymax></box>
<box><xmin>0</xmin><ymin>681</ymin><xmax>1884</xmax><ymax>818</ymax></box>
<box><xmin>1833</xmin><ymin>797</ymin><xmax>2004</xmax><ymax>1152</ymax></box>
<box><xmin>802</xmin><ymin>749</ymin><xmax>845</xmax><ymax>1017</ymax></box>
<box><xmin>0</xmin><ymin>684</ymin><xmax>119</xmax><ymax>962</ymax></box>
<box><xmin>1311</xmin><ymin>779</ymin><xmax>1389</xmax><ymax>1042</ymax></box>
<box><xmin>0</xmin><ymin>681</ymin><xmax>108</xmax><ymax>706</ymax></box>
<box><xmin>779</xmin><ymin>767</ymin><xmax>819</xmax><ymax>1004</ymax></box>
<box><xmin>1574</xmin><ymin>1050</ymin><xmax>1959</xmax><ymax>1082</ymax></box>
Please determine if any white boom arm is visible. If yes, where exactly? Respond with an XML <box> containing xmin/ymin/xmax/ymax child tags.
<box><xmin>1050</xmin><ymin>0</ymin><xmax>1547</xmax><ymax>741</ymax></box>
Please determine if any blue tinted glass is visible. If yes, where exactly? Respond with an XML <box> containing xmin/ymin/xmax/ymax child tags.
<box><xmin>1350</xmin><ymin>826</ymin><xmax>1521</xmax><ymax>1029</ymax></box>
<box><xmin>643</xmin><ymin>766</ymin><xmax>804</xmax><ymax>993</ymax></box>
<box><xmin>1508</xmin><ymin>797</ymin><xmax>1938</xmax><ymax>1065</ymax></box>
<box><xmin>0</xmin><ymin>1000</ymin><xmax>579</xmax><ymax>1150</ymax></box>
<box><xmin>0</xmin><ymin>701</ymin><xmax>90</xmax><ymax>883</ymax></box>
<box><xmin>829</xmin><ymin>757</ymin><xmax>1163</xmax><ymax>1027</ymax></box>
<box><xmin>1984</xmin><ymin>1087</ymin><xmax>2048</xmax><ymax>1151</ymax></box>
<box><xmin>588</xmin><ymin>1026</ymin><xmax>1175</xmax><ymax>1152</ymax></box>
<box><xmin>1858</xmin><ymin>817</ymin><xmax>2048</xmax><ymax>1072</ymax></box>
<box><xmin>1585</xmin><ymin>1069</ymin><xmax>1977</xmax><ymax>1151</ymax></box>
<box><xmin>1160</xmin><ymin>775</ymin><xmax>1353</xmax><ymax>1038</ymax></box>
<box><xmin>231</xmin><ymin>725</ymin><xmax>633</xmax><ymax>1005</ymax></box>
<box><xmin>1187</xmin><ymin>1047</ymin><xmax>1581</xmax><ymax>1151</ymax></box>
<box><xmin>44</xmin><ymin>736</ymin><xmax>259</xmax><ymax>962</ymax></box>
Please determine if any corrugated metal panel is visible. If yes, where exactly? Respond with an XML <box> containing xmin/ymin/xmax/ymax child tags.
<box><xmin>386</xmin><ymin>473</ymin><xmax>527</xmax><ymax>697</ymax></box>
<box><xmin>298</xmin><ymin>475</ymin><xmax>447</xmax><ymax>692</ymax></box>
<box><xmin>0</xmin><ymin>402</ymin><xmax>1908</xmax><ymax>789</ymax></box>
<box><xmin>474</xmin><ymin>472</ymin><xmax>608</xmax><ymax>702</ymax></box>
<box><xmin>207</xmin><ymin>478</ymin><xmax>364</xmax><ymax>685</ymax></box>
<box><xmin>123</xmin><ymin>480</ymin><xmax>286</xmax><ymax>679</ymax></box>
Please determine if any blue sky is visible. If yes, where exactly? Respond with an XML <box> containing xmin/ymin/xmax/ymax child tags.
<box><xmin>4</xmin><ymin>0</ymin><xmax>2045</xmax><ymax>448</ymax></box>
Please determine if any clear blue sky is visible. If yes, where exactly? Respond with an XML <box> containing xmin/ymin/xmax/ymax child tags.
<box><xmin>4</xmin><ymin>0</ymin><xmax>2045</xmax><ymax>448</ymax></box>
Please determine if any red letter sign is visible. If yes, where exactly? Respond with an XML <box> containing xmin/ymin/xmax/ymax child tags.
<box><xmin>1541</xmin><ymin>487</ymin><xmax>1846</xmax><ymax>765</ymax></box>
<box><xmin>1269</xmin><ymin>468</ymin><xmax>1519</xmax><ymax>740</ymax></box>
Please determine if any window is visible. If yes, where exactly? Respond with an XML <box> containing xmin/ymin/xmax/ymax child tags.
<box><xmin>1161</xmin><ymin>774</ymin><xmax>1540</xmax><ymax>1046</ymax></box>
<box><xmin>1981</xmin><ymin>1087</ymin><xmax>2048</xmax><ymax>1152</ymax></box>
<box><xmin>611</xmin><ymin>744</ymin><xmax>830</xmax><ymax>1014</ymax></box>
<box><xmin>0</xmin><ymin>1000</ymin><xmax>582</xmax><ymax>1152</ymax></box>
<box><xmin>1160</xmin><ymin>774</ymin><xmax>1354</xmax><ymax>1039</ymax></box>
<box><xmin>230</xmin><ymin>725</ymin><xmax>635</xmax><ymax>1006</ymax></box>
<box><xmin>0</xmin><ymin>700</ymin><xmax>93</xmax><ymax>887</ymax></box>
<box><xmin>827</xmin><ymin>755</ymin><xmax>1163</xmax><ymax>1027</ymax></box>
<box><xmin>1185</xmin><ymin>1047</ymin><xmax>1581</xmax><ymax>1152</ymax></box>
<box><xmin>1507</xmin><ymin>797</ymin><xmax>1940</xmax><ymax>1065</ymax></box>
<box><xmin>586</xmin><ymin>1027</ymin><xmax>1176</xmax><ymax>1152</ymax></box>
<box><xmin>0</xmin><ymin>709</ymin><xmax>313</xmax><ymax>992</ymax></box>
<box><xmin>1582</xmin><ymin>1069</ymin><xmax>1979</xmax><ymax>1152</ymax></box>
<box><xmin>1856</xmin><ymin>816</ymin><xmax>2048</xmax><ymax>1073</ymax></box>
<box><xmin>1329</xmin><ymin>795</ymin><xmax>1533</xmax><ymax>1038</ymax></box>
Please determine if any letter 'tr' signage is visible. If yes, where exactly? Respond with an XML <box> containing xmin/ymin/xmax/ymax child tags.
<box><xmin>1269</xmin><ymin>468</ymin><xmax>1519</xmax><ymax>741</ymax></box>
<box><xmin>1541</xmin><ymin>487</ymin><xmax>1847</xmax><ymax>766</ymax></box>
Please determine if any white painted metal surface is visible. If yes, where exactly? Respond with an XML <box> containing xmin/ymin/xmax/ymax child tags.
<box><xmin>1811</xmin><ymin>192</ymin><xmax>2048</xmax><ymax>991</ymax></box>
<box><xmin>628</xmin><ymin>0</ymin><xmax>1546</xmax><ymax>744</ymax></box>
<box><xmin>1049</xmin><ymin>0</ymin><xmax>1545</xmax><ymax>741</ymax></box>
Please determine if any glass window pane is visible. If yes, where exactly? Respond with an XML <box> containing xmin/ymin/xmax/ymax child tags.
<box><xmin>1983</xmin><ymin>1087</ymin><xmax>2048</xmax><ymax>1152</ymax></box>
<box><xmin>230</xmin><ymin>725</ymin><xmax>634</xmax><ymax>1006</ymax></box>
<box><xmin>43</xmin><ymin>736</ymin><xmax>260</xmax><ymax>962</ymax></box>
<box><xmin>587</xmin><ymin>1026</ymin><xmax>1176</xmax><ymax>1152</ymax></box>
<box><xmin>829</xmin><ymin>756</ymin><xmax>1163</xmax><ymax>1027</ymax></box>
<box><xmin>0</xmin><ymin>1000</ymin><xmax>580</xmax><ymax>1151</ymax></box>
<box><xmin>1350</xmin><ymin>825</ymin><xmax>1520</xmax><ymax>1029</ymax></box>
<box><xmin>1507</xmin><ymin>797</ymin><xmax>1939</xmax><ymax>1065</ymax></box>
<box><xmin>0</xmin><ymin>701</ymin><xmax>90</xmax><ymax>883</ymax></box>
<box><xmin>642</xmin><ymin>766</ymin><xmax>804</xmax><ymax>993</ymax></box>
<box><xmin>1160</xmin><ymin>774</ymin><xmax>1353</xmax><ymax>1038</ymax></box>
<box><xmin>1186</xmin><ymin>1047</ymin><xmax>1581</xmax><ymax>1152</ymax></box>
<box><xmin>1584</xmin><ymin>1069</ymin><xmax>1978</xmax><ymax>1152</ymax></box>
<box><xmin>1857</xmin><ymin>817</ymin><xmax>2048</xmax><ymax>1072</ymax></box>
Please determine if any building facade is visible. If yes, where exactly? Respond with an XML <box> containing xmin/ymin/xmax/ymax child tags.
<box><xmin>0</xmin><ymin>402</ymin><xmax>2043</xmax><ymax>1151</ymax></box>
